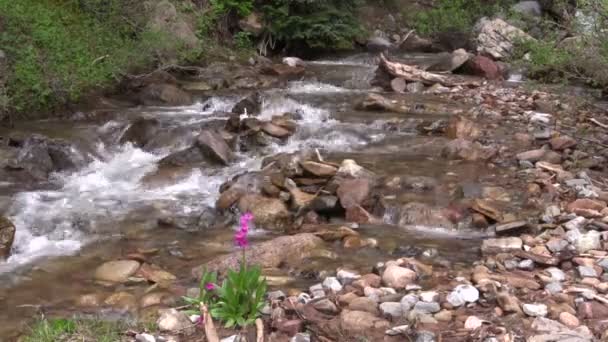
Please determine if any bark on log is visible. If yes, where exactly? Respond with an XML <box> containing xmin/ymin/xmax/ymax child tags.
<box><xmin>379</xmin><ymin>53</ymin><xmax>479</xmax><ymax>87</ymax></box>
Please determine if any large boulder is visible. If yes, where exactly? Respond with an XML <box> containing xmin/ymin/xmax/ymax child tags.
<box><xmin>237</xmin><ymin>194</ymin><xmax>291</xmax><ymax>230</ymax></box>
<box><xmin>196</xmin><ymin>130</ymin><xmax>234</xmax><ymax>165</ymax></box>
<box><xmin>192</xmin><ymin>233</ymin><xmax>324</xmax><ymax>277</ymax></box>
<box><xmin>463</xmin><ymin>55</ymin><xmax>503</xmax><ymax>80</ymax></box>
<box><xmin>119</xmin><ymin>117</ymin><xmax>161</xmax><ymax>148</ymax></box>
<box><xmin>5</xmin><ymin>134</ymin><xmax>86</xmax><ymax>180</ymax></box>
<box><xmin>232</xmin><ymin>92</ymin><xmax>262</xmax><ymax>115</ymax></box>
<box><xmin>139</xmin><ymin>83</ymin><xmax>193</xmax><ymax>106</ymax></box>
<box><xmin>474</xmin><ymin>18</ymin><xmax>535</xmax><ymax>60</ymax></box>
<box><xmin>0</xmin><ymin>216</ymin><xmax>15</xmax><ymax>259</ymax></box>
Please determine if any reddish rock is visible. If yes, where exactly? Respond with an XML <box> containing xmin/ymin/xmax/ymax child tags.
<box><xmin>345</xmin><ymin>205</ymin><xmax>374</xmax><ymax>224</ymax></box>
<box><xmin>275</xmin><ymin>319</ymin><xmax>304</xmax><ymax>336</ymax></box>
<box><xmin>352</xmin><ymin>274</ymin><xmax>382</xmax><ymax>289</ymax></box>
<box><xmin>348</xmin><ymin>297</ymin><xmax>379</xmax><ymax>315</ymax></box>
<box><xmin>550</xmin><ymin>136</ymin><xmax>577</xmax><ymax>151</ymax></box>
<box><xmin>340</xmin><ymin>310</ymin><xmax>390</xmax><ymax>333</ymax></box>
<box><xmin>382</xmin><ymin>265</ymin><xmax>417</xmax><ymax>289</ymax></box>
<box><xmin>464</xmin><ymin>55</ymin><xmax>502</xmax><ymax>80</ymax></box>
<box><xmin>577</xmin><ymin>301</ymin><xmax>608</xmax><ymax>319</ymax></box>
<box><xmin>567</xmin><ymin>199</ymin><xmax>607</xmax><ymax>218</ymax></box>
<box><xmin>337</xmin><ymin>179</ymin><xmax>371</xmax><ymax>209</ymax></box>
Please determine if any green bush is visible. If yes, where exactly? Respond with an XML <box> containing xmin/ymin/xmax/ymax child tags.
<box><xmin>261</xmin><ymin>0</ymin><xmax>364</xmax><ymax>50</ymax></box>
<box><xmin>0</xmin><ymin>0</ymin><xmax>198</xmax><ymax>118</ymax></box>
<box><xmin>411</xmin><ymin>0</ymin><xmax>506</xmax><ymax>36</ymax></box>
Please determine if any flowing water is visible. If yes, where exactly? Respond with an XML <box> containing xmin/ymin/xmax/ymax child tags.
<box><xmin>0</xmin><ymin>54</ymin><xmax>503</xmax><ymax>339</ymax></box>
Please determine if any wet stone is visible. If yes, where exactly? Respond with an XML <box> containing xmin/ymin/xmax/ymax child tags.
<box><xmin>523</xmin><ymin>303</ymin><xmax>548</xmax><ymax>317</ymax></box>
<box><xmin>578</xmin><ymin>266</ymin><xmax>598</xmax><ymax>278</ymax></box>
<box><xmin>413</xmin><ymin>301</ymin><xmax>441</xmax><ymax>314</ymax></box>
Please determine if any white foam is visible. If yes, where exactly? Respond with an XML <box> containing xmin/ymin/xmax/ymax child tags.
<box><xmin>287</xmin><ymin>81</ymin><xmax>356</xmax><ymax>94</ymax></box>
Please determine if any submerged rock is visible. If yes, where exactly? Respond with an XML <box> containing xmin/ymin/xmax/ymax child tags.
<box><xmin>0</xmin><ymin>216</ymin><xmax>15</xmax><ymax>259</ymax></box>
<box><xmin>119</xmin><ymin>117</ymin><xmax>161</xmax><ymax>149</ymax></box>
<box><xmin>94</xmin><ymin>260</ymin><xmax>141</xmax><ymax>283</ymax></box>
<box><xmin>238</xmin><ymin>194</ymin><xmax>291</xmax><ymax>230</ymax></box>
<box><xmin>192</xmin><ymin>233</ymin><xmax>324</xmax><ymax>277</ymax></box>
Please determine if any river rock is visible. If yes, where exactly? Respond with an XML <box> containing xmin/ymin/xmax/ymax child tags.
<box><xmin>481</xmin><ymin>237</ymin><xmax>523</xmax><ymax>254</ymax></box>
<box><xmin>313</xmin><ymin>298</ymin><xmax>339</xmax><ymax>315</ymax></box>
<box><xmin>382</xmin><ymin>265</ymin><xmax>417</xmax><ymax>289</ymax></box>
<box><xmin>442</xmin><ymin>138</ymin><xmax>497</xmax><ymax>161</ymax></box>
<box><xmin>379</xmin><ymin>302</ymin><xmax>403</xmax><ymax>319</ymax></box>
<box><xmin>390</xmin><ymin>78</ymin><xmax>407</xmax><ymax>93</ymax></box>
<box><xmin>6</xmin><ymin>134</ymin><xmax>85</xmax><ymax>180</ymax></box>
<box><xmin>262</xmin><ymin>122</ymin><xmax>291</xmax><ymax>138</ymax></box>
<box><xmin>337</xmin><ymin>178</ymin><xmax>370</xmax><ymax>209</ymax></box>
<box><xmin>463</xmin><ymin>55</ymin><xmax>503</xmax><ymax>80</ymax></box>
<box><xmin>119</xmin><ymin>117</ymin><xmax>161</xmax><ymax>149</ymax></box>
<box><xmin>192</xmin><ymin>234</ymin><xmax>323</xmax><ymax>277</ymax></box>
<box><xmin>447</xmin><ymin>284</ymin><xmax>479</xmax><ymax>307</ymax></box>
<box><xmin>523</xmin><ymin>303</ymin><xmax>548</xmax><ymax>317</ymax></box>
<box><xmin>559</xmin><ymin>312</ymin><xmax>580</xmax><ymax>328</ymax></box>
<box><xmin>104</xmin><ymin>291</ymin><xmax>137</xmax><ymax>311</ymax></box>
<box><xmin>567</xmin><ymin>199</ymin><xmax>606</xmax><ymax>218</ymax></box>
<box><xmin>322</xmin><ymin>277</ymin><xmax>343</xmax><ymax>293</ymax></box>
<box><xmin>430</xmin><ymin>49</ymin><xmax>471</xmax><ymax>72</ymax></box>
<box><xmin>238</xmin><ymin>194</ymin><xmax>291</xmax><ymax>230</ymax></box>
<box><xmin>340</xmin><ymin>310</ymin><xmax>390</xmax><ymax>333</ymax></box>
<box><xmin>197</xmin><ymin>130</ymin><xmax>234</xmax><ymax>165</ymax></box>
<box><xmin>157</xmin><ymin>308</ymin><xmax>194</xmax><ymax>333</ymax></box>
<box><xmin>139</xmin><ymin>83</ymin><xmax>192</xmax><ymax>106</ymax></box>
<box><xmin>396</xmin><ymin>202</ymin><xmax>455</xmax><ymax>229</ymax></box>
<box><xmin>446</xmin><ymin>115</ymin><xmax>481</xmax><ymax>140</ymax></box>
<box><xmin>550</xmin><ymin>136</ymin><xmax>577</xmax><ymax>150</ymax></box>
<box><xmin>135</xmin><ymin>333</ymin><xmax>156</xmax><ymax>342</ymax></box>
<box><xmin>0</xmin><ymin>216</ymin><xmax>15</xmax><ymax>259</ymax></box>
<box><xmin>232</xmin><ymin>92</ymin><xmax>261</xmax><ymax>115</ymax></box>
<box><xmin>348</xmin><ymin>297</ymin><xmax>379</xmax><ymax>314</ymax></box>
<box><xmin>474</xmin><ymin>17</ymin><xmax>535</xmax><ymax>60</ymax></box>
<box><xmin>413</xmin><ymin>301</ymin><xmax>441</xmax><ymax>314</ymax></box>
<box><xmin>575</xmin><ymin>231</ymin><xmax>601</xmax><ymax>253</ymax></box>
<box><xmin>94</xmin><ymin>260</ymin><xmax>141</xmax><ymax>283</ymax></box>
<box><xmin>301</xmin><ymin>161</ymin><xmax>337</xmax><ymax>177</ymax></box>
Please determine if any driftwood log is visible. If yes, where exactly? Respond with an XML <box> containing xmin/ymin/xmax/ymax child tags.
<box><xmin>378</xmin><ymin>53</ymin><xmax>480</xmax><ymax>88</ymax></box>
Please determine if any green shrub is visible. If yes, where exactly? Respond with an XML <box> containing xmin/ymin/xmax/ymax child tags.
<box><xmin>0</xmin><ymin>0</ymin><xmax>199</xmax><ymax>118</ymax></box>
<box><xmin>411</xmin><ymin>0</ymin><xmax>506</xmax><ymax>36</ymax></box>
<box><xmin>23</xmin><ymin>318</ymin><xmax>130</xmax><ymax>342</ymax></box>
<box><xmin>262</xmin><ymin>0</ymin><xmax>364</xmax><ymax>50</ymax></box>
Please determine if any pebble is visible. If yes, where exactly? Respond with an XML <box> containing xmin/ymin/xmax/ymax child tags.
<box><xmin>597</xmin><ymin>258</ymin><xmax>608</xmax><ymax>271</ymax></box>
<box><xmin>578</xmin><ymin>266</ymin><xmax>598</xmax><ymax>278</ymax></box>
<box><xmin>379</xmin><ymin>302</ymin><xmax>403</xmax><ymax>319</ymax></box>
<box><xmin>576</xmin><ymin>231</ymin><xmax>601</xmax><ymax>253</ymax></box>
<box><xmin>434</xmin><ymin>310</ymin><xmax>453</xmax><ymax>322</ymax></box>
<box><xmin>290</xmin><ymin>333</ymin><xmax>311</xmax><ymax>342</ymax></box>
<box><xmin>546</xmin><ymin>238</ymin><xmax>569</xmax><ymax>253</ymax></box>
<box><xmin>559</xmin><ymin>312</ymin><xmax>580</xmax><ymax>328</ymax></box>
<box><xmin>413</xmin><ymin>301</ymin><xmax>441</xmax><ymax>314</ymax></box>
<box><xmin>135</xmin><ymin>334</ymin><xmax>156</xmax><ymax>342</ymax></box>
<box><xmin>523</xmin><ymin>303</ymin><xmax>548</xmax><ymax>317</ymax></box>
<box><xmin>415</xmin><ymin>330</ymin><xmax>436</xmax><ymax>342</ymax></box>
<box><xmin>400</xmin><ymin>294</ymin><xmax>419</xmax><ymax>312</ymax></box>
<box><xmin>419</xmin><ymin>291</ymin><xmax>439</xmax><ymax>303</ymax></box>
<box><xmin>322</xmin><ymin>277</ymin><xmax>343</xmax><ymax>293</ymax></box>
<box><xmin>268</xmin><ymin>290</ymin><xmax>286</xmax><ymax>301</ymax></box>
<box><xmin>309</xmin><ymin>284</ymin><xmax>325</xmax><ymax>298</ymax></box>
<box><xmin>157</xmin><ymin>309</ymin><xmax>193</xmax><ymax>333</ymax></box>
<box><xmin>518</xmin><ymin>259</ymin><xmax>534</xmax><ymax>270</ymax></box>
<box><xmin>385</xmin><ymin>325</ymin><xmax>409</xmax><ymax>336</ymax></box>
<box><xmin>481</xmin><ymin>237</ymin><xmax>523</xmax><ymax>254</ymax></box>
<box><xmin>336</xmin><ymin>269</ymin><xmax>360</xmax><ymax>285</ymax></box>
<box><xmin>381</xmin><ymin>265</ymin><xmax>417</xmax><ymax>289</ymax></box>
<box><xmin>545</xmin><ymin>282</ymin><xmax>563</xmax><ymax>294</ymax></box>
<box><xmin>464</xmin><ymin>316</ymin><xmax>483</xmax><ymax>330</ymax></box>
<box><xmin>447</xmin><ymin>284</ymin><xmax>479</xmax><ymax>307</ymax></box>
<box><xmin>564</xmin><ymin>217</ymin><xmax>587</xmax><ymax>230</ymax></box>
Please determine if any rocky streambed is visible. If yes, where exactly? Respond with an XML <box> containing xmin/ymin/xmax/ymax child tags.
<box><xmin>0</xmin><ymin>52</ymin><xmax>607</xmax><ymax>341</ymax></box>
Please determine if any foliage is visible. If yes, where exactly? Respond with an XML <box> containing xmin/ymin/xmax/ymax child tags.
<box><xmin>262</xmin><ymin>0</ymin><xmax>364</xmax><ymax>50</ymax></box>
<box><xmin>210</xmin><ymin>0</ymin><xmax>254</xmax><ymax>17</ymax></box>
<box><xmin>22</xmin><ymin>318</ymin><xmax>131</xmax><ymax>342</ymax></box>
<box><xmin>411</xmin><ymin>0</ymin><xmax>507</xmax><ymax>36</ymax></box>
<box><xmin>210</xmin><ymin>263</ymin><xmax>267</xmax><ymax>328</ymax></box>
<box><xmin>234</xmin><ymin>31</ymin><xmax>254</xmax><ymax>50</ymax></box>
<box><xmin>182</xmin><ymin>268</ymin><xmax>220</xmax><ymax>315</ymax></box>
<box><xmin>0</xmin><ymin>0</ymin><xmax>199</xmax><ymax>118</ymax></box>
<box><xmin>513</xmin><ymin>0</ymin><xmax>608</xmax><ymax>88</ymax></box>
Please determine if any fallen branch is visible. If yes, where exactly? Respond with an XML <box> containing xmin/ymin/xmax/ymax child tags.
<box><xmin>589</xmin><ymin>118</ymin><xmax>608</xmax><ymax>129</ymax></box>
<box><xmin>379</xmin><ymin>53</ymin><xmax>480</xmax><ymax>87</ymax></box>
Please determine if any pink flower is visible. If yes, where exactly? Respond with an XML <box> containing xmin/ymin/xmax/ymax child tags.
<box><xmin>205</xmin><ymin>283</ymin><xmax>215</xmax><ymax>291</ymax></box>
<box><xmin>195</xmin><ymin>315</ymin><xmax>204</xmax><ymax>326</ymax></box>
<box><xmin>235</xmin><ymin>212</ymin><xmax>253</xmax><ymax>248</ymax></box>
